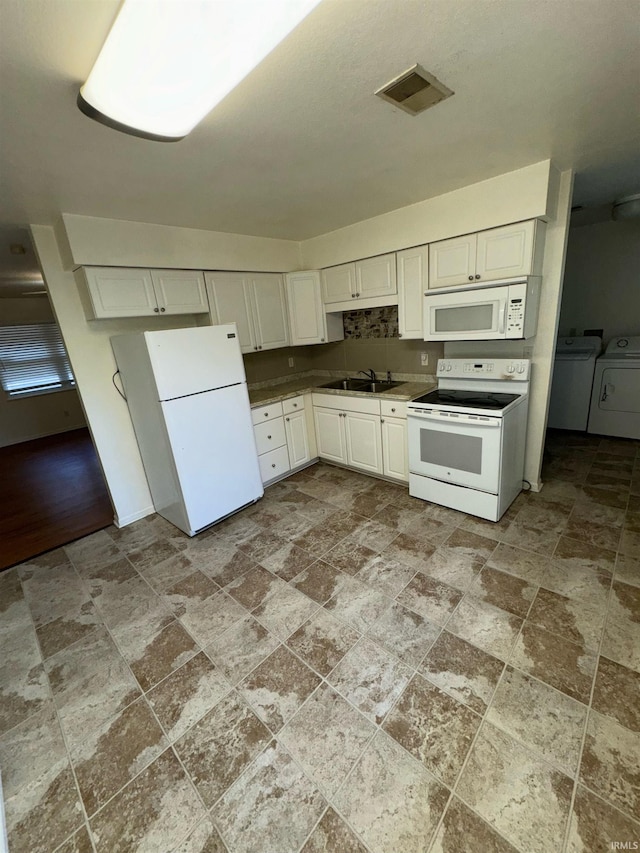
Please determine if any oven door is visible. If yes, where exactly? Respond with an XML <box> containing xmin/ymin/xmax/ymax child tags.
<box><xmin>407</xmin><ymin>409</ymin><xmax>502</xmax><ymax>493</ymax></box>
<box><xmin>423</xmin><ymin>286</ymin><xmax>507</xmax><ymax>341</ymax></box>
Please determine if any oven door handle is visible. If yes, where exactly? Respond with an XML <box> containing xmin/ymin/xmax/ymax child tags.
<box><xmin>408</xmin><ymin>411</ymin><xmax>501</xmax><ymax>427</ymax></box>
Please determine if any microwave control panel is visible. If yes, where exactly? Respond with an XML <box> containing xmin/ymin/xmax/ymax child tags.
<box><xmin>507</xmin><ymin>297</ymin><xmax>525</xmax><ymax>333</ymax></box>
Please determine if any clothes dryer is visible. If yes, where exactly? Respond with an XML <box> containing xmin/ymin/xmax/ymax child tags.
<box><xmin>588</xmin><ymin>336</ymin><xmax>640</xmax><ymax>440</ymax></box>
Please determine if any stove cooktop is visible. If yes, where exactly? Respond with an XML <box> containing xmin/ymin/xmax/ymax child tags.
<box><xmin>410</xmin><ymin>389</ymin><xmax>521</xmax><ymax>411</ymax></box>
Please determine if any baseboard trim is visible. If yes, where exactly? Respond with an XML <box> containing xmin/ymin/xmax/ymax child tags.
<box><xmin>113</xmin><ymin>505</ymin><xmax>155</xmax><ymax>528</ymax></box>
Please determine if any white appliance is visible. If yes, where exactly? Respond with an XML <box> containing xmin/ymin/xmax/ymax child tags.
<box><xmin>111</xmin><ymin>324</ymin><xmax>263</xmax><ymax>536</ymax></box>
<box><xmin>588</xmin><ymin>335</ymin><xmax>640</xmax><ymax>440</ymax></box>
<box><xmin>407</xmin><ymin>358</ymin><xmax>530</xmax><ymax>521</ymax></box>
<box><xmin>547</xmin><ymin>336</ymin><xmax>601</xmax><ymax>431</ymax></box>
<box><xmin>423</xmin><ymin>278</ymin><xmax>541</xmax><ymax>342</ymax></box>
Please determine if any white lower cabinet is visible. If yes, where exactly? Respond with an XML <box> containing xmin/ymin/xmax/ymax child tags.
<box><xmin>381</xmin><ymin>417</ymin><xmax>408</xmax><ymax>481</ymax></box>
<box><xmin>313</xmin><ymin>407</ymin><xmax>347</xmax><ymax>464</ymax></box>
<box><xmin>344</xmin><ymin>412</ymin><xmax>383</xmax><ymax>475</ymax></box>
<box><xmin>252</xmin><ymin>396</ymin><xmax>315</xmax><ymax>484</ymax></box>
<box><xmin>312</xmin><ymin>393</ymin><xmax>408</xmax><ymax>481</ymax></box>
<box><xmin>284</xmin><ymin>409</ymin><xmax>311</xmax><ymax>468</ymax></box>
<box><xmin>312</xmin><ymin>393</ymin><xmax>384</xmax><ymax>476</ymax></box>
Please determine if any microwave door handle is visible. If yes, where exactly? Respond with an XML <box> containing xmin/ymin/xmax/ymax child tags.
<box><xmin>498</xmin><ymin>301</ymin><xmax>506</xmax><ymax>333</ymax></box>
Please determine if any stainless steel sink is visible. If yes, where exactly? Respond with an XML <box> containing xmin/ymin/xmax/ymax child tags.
<box><xmin>319</xmin><ymin>378</ymin><xmax>404</xmax><ymax>393</ymax></box>
<box><xmin>361</xmin><ymin>381</ymin><xmax>404</xmax><ymax>393</ymax></box>
<box><xmin>319</xmin><ymin>378</ymin><xmax>371</xmax><ymax>391</ymax></box>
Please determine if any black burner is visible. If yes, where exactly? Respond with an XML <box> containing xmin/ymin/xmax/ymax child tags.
<box><xmin>411</xmin><ymin>389</ymin><xmax>520</xmax><ymax>410</ymax></box>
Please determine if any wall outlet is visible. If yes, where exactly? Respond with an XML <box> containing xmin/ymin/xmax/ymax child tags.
<box><xmin>420</xmin><ymin>352</ymin><xmax>429</xmax><ymax>366</ymax></box>
<box><xmin>288</xmin><ymin>357</ymin><xmax>294</xmax><ymax>368</ymax></box>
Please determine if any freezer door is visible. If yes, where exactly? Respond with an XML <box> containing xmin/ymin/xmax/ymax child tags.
<box><xmin>145</xmin><ymin>325</ymin><xmax>247</xmax><ymax>400</ymax></box>
<box><xmin>161</xmin><ymin>383</ymin><xmax>263</xmax><ymax>533</ymax></box>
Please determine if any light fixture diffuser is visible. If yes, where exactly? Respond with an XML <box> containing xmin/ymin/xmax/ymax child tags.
<box><xmin>78</xmin><ymin>0</ymin><xmax>321</xmax><ymax>141</ymax></box>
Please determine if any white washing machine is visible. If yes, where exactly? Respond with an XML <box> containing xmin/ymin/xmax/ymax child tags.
<box><xmin>588</xmin><ymin>336</ymin><xmax>640</xmax><ymax>439</ymax></box>
<box><xmin>548</xmin><ymin>336</ymin><xmax>601</xmax><ymax>430</ymax></box>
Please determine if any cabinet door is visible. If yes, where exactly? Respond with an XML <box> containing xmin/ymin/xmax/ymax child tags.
<box><xmin>345</xmin><ymin>412</ymin><xmax>383</xmax><ymax>475</ymax></box>
<box><xmin>249</xmin><ymin>274</ymin><xmax>290</xmax><ymax>351</ymax></box>
<box><xmin>313</xmin><ymin>407</ymin><xmax>347</xmax><ymax>464</ymax></box>
<box><xmin>151</xmin><ymin>270</ymin><xmax>208</xmax><ymax>314</ymax></box>
<box><xmin>397</xmin><ymin>246</ymin><xmax>428</xmax><ymax>339</ymax></box>
<box><xmin>321</xmin><ymin>263</ymin><xmax>356</xmax><ymax>304</ymax></box>
<box><xmin>356</xmin><ymin>254</ymin><xmax>397</xmax><ymax>299</ymax></box>
<box><xmin>285</xmin><ymin>409</ymin><xmax>311</xmax><ymax>468</ymax></box>
<box><xmin>83</xmin><ymin>267</ymin><xmax>157</xmax><ymax>317</ymax></box>
<box><xmin>204</xmin><ymin>273</ymin><xmax>256</xmax><ymax>353</ymax></box>
<box><xmin>286</xmin><ymin>271</ymin><xmax>326</xmax><ymax>345</ymax></box>
<box><xmin>381</xmin><ymin>416</ymin><xmax>408</xmax><ymax>482</ymax></box>
<box><xmin>428</xmin><ymin>234</ymin><xmax>477</xmax><ymax>289</ymax></box>
<box><xmin>476</xmin><ymin>221</ymin><xmax>536</xmax><ymax>282</ymax></box>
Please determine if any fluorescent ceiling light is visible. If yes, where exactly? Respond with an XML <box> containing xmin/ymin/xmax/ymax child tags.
<box><xmin>78</xmin><ymin>0</ymin><xmax>321</xmax><ymax>141</ymax></box>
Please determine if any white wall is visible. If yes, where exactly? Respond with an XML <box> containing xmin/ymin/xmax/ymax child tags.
<box><xmin>445</xmin><ymin>169</ymin><xmax>574</xmax><ymax>491</ymax></box>
<box><xmin>59</xmin><ymin>214</ymin><xmax>302</xmax><ymax>273</ymax></box>
<box><xmin>31</xmin><ymin>225</ymin><xmax>205</xmax><ymax>527</ymax></box>
<box><xmin>559</xmin><ymin>218</ymin><xmax>640</xmax><ymax>341</ymax></box>
<box><xmin>301</xmin><ymin>160</ymin><xmax>557</xmax><ymax>268</ymax></box>
<box><xmin>0</xmin><ymin>296</ymin><xmax>86</xmax><ymax>447</ymax></box>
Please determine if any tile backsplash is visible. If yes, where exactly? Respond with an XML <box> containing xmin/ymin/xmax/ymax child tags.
<box><xmin>243</xmin><ymin>305</ymin><xmax>443</xmax><ymax>384</ymax></box>
<box><xmin>343</xmin><ymin>306</ymin><xmax>398</xmax><ymax>339</ymax></box>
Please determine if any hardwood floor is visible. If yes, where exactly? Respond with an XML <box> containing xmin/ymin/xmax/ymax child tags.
<box><xmin>0</xmin><ymin>428</ymin><xmax>113</xmax><ymax>570</ymax></box>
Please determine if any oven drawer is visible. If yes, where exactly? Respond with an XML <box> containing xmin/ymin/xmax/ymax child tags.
<box><xmin>407</xmin><ymin>410</ymin><xmax>502</xmax><ymax>493</ymax></box>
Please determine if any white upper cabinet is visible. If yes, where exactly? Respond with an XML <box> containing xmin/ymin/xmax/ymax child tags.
<box><xmin>356</xmin><ymin>254</ymin><xmax>397</xmax><ymax>299</ymax></box>
<box><xmin>82</xmin><ymin>267</ymin><xmax>208</xmax><ymax>318</ymax></box>
<box><xmin>204</xmin><ymin>272</ymin><xmax>256</xmax><ymax>353</ymax></box>
<box><xmin>322</xmin><ymin>254</ymin><xmax>397</xmax><ymax>306</ymax></box>
<box><xmin>286</xmin><ymin>271</ymin><xmax>344</xmax><ymax>346</ymax></box>
<box><xmin>397</xmin><ymin>245</ymin><xmax>428</xmax><ymax>339</ymax></box>
<box><xmin>321</xmin><ymin>263</ymin><xmax>356</xmax><ymax>304</ymax></box>
<box><xmin>428</xmin><ymin>220</ymin><xmax>545</xmax><ymax>289</ymax></box>
<box><xmin>248</xmin><ymin>274</ymin><xmax>290</xmax><ymax>350</ymax></box>
<box><xmin>428</xmin><ymin>234</ymin><xmax>477</xmax><ymax>289</ymax></box>
<box><xmin>150</xmin><ymin>270</ymin><xmax>209</xmax><ymax>314</ymax></box>
<box><xmin>205</xmin><ymin>272</ymin><xmax>289</xmax><ymax>353</ymax></box>
<box><xmin>476</xmin><ymin>220</ymin><xmax>542</xmax><ymax>281</ymax></box>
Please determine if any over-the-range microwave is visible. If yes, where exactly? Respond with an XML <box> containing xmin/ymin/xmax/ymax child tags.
<box><xmin>423</xmin><ymin>277</ymin><xmax>541</xmax><ymax>341</ymax></box>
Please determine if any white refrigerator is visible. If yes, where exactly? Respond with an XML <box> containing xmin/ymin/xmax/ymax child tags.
<box><xmin>111</xmin><ymin>324</ymin><xmax>263</xmax><ymax>536</ymax></box>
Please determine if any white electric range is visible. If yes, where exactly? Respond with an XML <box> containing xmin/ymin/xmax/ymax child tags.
<box><xmin>407</xmin><ymin>358</ymin><xmax>531</xmax><ymax>521</ymax></box>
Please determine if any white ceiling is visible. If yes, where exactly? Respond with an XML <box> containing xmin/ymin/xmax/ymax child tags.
<box><xmin>0</xmin><ymin>0</ymin><xmax>639</xmax><ymax>253</ymax></box>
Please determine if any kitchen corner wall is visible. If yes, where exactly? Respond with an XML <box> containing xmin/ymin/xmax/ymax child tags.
<box><xmin>243</xmin><ymin>307</ymin><xmax>443</xmax><ymax>384</ymax></box>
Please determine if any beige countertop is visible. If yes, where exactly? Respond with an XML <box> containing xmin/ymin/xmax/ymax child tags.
<box><xmin>248</xmin><ymin>374</ymin><xmax>437</xmax><ymax>407</ymax></box>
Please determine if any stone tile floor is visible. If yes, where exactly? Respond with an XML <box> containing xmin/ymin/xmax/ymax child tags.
<box><xmin>1</xmin><ymin>430</ymin><xmax>639</xmax><ymax>853</ymax></box>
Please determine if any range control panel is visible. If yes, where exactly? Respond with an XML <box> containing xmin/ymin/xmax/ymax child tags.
<box><xmin>437</xmin><ymin>359</ymin><xmax>530</xmax><ymax>379</ymax></box>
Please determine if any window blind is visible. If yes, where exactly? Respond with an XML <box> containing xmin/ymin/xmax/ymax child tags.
<box><xmin>0</xmin><ymin>323</ymin><xmax>75</xmax><ymax>398</ymax></box>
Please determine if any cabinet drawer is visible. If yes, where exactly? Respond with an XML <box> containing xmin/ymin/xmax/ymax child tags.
<box><xmin>283</xmin><ymin>395</ymin><xmax>305</xmax><ymax>415</ymax></box>
<box><xmin>311</xmin><ymin>393</ymin><xmax>380</xmax><ymax>415</ymax></box>
<box><xmin>380</xmin><ymin>400</ymin><xmax>407</xmax><ymax>418</ymax></box>
<box><xmin>258</xmin><ymin>445</ymin><xmax>291</xmax><ymax>483</ymax></box>
<box><xmin>254</xmin><ymin>417</ymin><xmax>287</xmax><ymax>454</ymax></box>
<box><xmin>251</xmin><ymin>401</ymin><xmax>284</xmax><ymax>425</ymax></box>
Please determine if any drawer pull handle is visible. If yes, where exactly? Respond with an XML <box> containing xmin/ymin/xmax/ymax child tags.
<box><xmin>391</xmin><ymin>407</ymin><xmax>396</xmax><ymax>412</ymax></box>
<box><xmin>381</xmin><ymin>418</ymin><xmax>385</xmax><ymax>423</ymax></box>
<box><xmin>264</xmin><ymin>413</ymin><xmax>268</xmax><ymax>417</ymax></box>
<box><xmin>293</xmin><ymin>403</ymin><xmax>297</xmax><ymax>407</ymax></box>
<box><xmin>272</xmin><ymin>463</ymin><xmax>276</xmax><ymax>468</ymax></box>
<box><xmin>267</xmin><ymin>435</ymin><xmax>271</xmax><ymax>439</ymax></box>
<box><xmin>286</xmin><ymin>417</ymin><xmax>290</xmax><ymax>422</ymax></box>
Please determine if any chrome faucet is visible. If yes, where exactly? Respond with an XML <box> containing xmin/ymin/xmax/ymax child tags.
<box><xmin>358</xmin><ymin>368</ymin><xmax>376</xmax><ymax>382</ymax></box>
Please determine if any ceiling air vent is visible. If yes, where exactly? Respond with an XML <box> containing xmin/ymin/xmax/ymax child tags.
<box><xmin>375</xmin><ymin>64</ymin><xmax>453</xmax><ymax>116</ymax></box>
